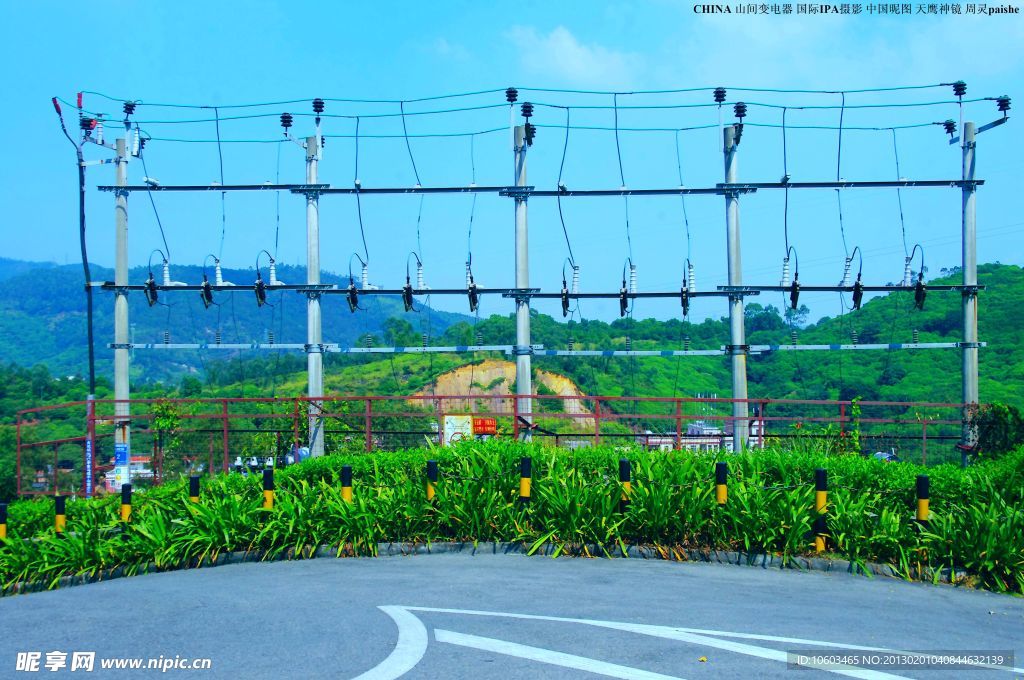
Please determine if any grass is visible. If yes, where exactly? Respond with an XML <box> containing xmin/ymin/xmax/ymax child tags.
<box><xmin>1</xmin><ymin>441</ymin><xmax>1022</xmax><ymax>595</ymax></box>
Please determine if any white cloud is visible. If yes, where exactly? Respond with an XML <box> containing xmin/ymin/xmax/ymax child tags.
<box><xmin>506</xmin><ymin>26</ymin><xmax>643</xmax><ymax>89</ymax></box>
<box><xmin>659</xmin><ymin>14</ymin><xmax>1024</xmax><ymax>92</ymax></box>
<box><xmin>433</xmin><ymin>37</ymin><xmax>470</xmax><ymax>61</ymax></box>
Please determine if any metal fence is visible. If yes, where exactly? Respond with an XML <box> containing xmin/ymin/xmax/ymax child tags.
<box><xmin>14</xmin><ymin>395</ymin><xmax>968</xmax><ymax>497</ymax></box>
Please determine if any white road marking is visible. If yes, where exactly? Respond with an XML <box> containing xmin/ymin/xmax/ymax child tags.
<box><xmin>407</xmin><ymin>607</ymin><xmax>908</xmax><ymax>679</ymax></box>
<box><xmin>351</xmin><ymin>606</ymin><xmax>428</xmax><ymax>680</ymax></box>
<box><xmin>405</xmin><ymin>606</ymin><xmax>1024</xmax><ymax>674</ymax></box>
<box><xmin>434</xmin><ymin>628</ymin><xmax>686</xmax><ymax>680</ymax></box>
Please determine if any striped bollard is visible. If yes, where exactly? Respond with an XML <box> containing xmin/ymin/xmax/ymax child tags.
<box><xmin>55</xmin><ymin>495</ymin><xmax>67</xmax><ymax>536</ymax></box>
<box><xmin>715</xmin><ymin>462</ymin><xmax>728</xmax><ymax>506</ymax></box>
<box><xmin>618</xmin><ymin>458</ymin><xmax>632</xmax><ymax>513</ymax></box>
<box><xmin>426</xmin><ymin>460</ymin><xmax>438</xmax><ymax>502</ymax></box>
<box><xmin>189</xmin><ymin>475</ymin><xmax>201</xmax><ymax>503</ymax></box>
<box><xmin>915</xmin><ymin>475</ymin><xmax>930</xmax><ymax>525</ymax></box>
<box><xmin>262</xmin><ymin>468</ymin><xmax>275</xmax><ymax>510</ymax></box>
<box><xmin>519</xmin><ymin>457</ymin><xmax>532</xmax><ymax>504</ymax></box>
<box><xmin>341</xmin><ymin>465</ymin><xmax>353</xmax><ymax>503</ymax></box>
<box><xmin>0</xmin><ymin>502</ymin><xmax>6</xmax><ymax>540</ymax></box>
<box><xmin>120</xmin><ymin>484</ymin><xmax>132</xmax><ymax>523</ymax></box>
<box><xmin>813</xmin><ymin>469</ymin><xmax>828</xmax><ymax>553</ymax></box>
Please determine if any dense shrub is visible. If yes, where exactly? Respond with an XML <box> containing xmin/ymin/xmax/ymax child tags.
<box><xmin>2</xmin><ymin>441</ymin><xmax>1022</xmax><ymax>594</ymax></box>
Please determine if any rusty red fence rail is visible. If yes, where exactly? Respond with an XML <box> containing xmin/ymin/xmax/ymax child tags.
<box><xmin>14</xmin><ymin>395</ymin><xmax>970</xmax><ymax>497</ymax></box>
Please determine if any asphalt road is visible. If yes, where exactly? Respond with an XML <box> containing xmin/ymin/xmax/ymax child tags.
<box><xmin>1</xmin><ymin>554</ymin><xmax>1022</xmax><ymax>679</ymax></box>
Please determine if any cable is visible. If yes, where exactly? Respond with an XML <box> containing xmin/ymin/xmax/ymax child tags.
<box><xmin>531</xmin><ymin>97</ymin><xmax>993</xmax><ymax>112</ymax></box>
<box><xmin>50</xmin><ymin>95</ymin><xmax>96</xmax><ymax>394</ymax></box>
<box><xmin>672</xmin><ymin>128</ymin><xmax>692</xmax><ymax>400</ymax></box>
<box><xmin>835</xmin><ymin>93</ymin><xmax>849</xmax><ymax>257</ymax></box>
<box><xmin>138</xmin><ymin>144</ymin><xmax>171</xmax><ymax>258</ymax></box>
<box><xmin>352</xmin><ymin>118</ymin><xmax>370</xmax><ymax>264</ymax></box>
<box><xmin>67</xmin><ymin>102</ymin><xmax>510</xmax><ymax>125</ymax></box>
<box><xmin>274</xmin><ymin>140</ymin><xmax>282</xmax><ymax>259</ymax></box>
<box><xmin>518</xmin><ymin>83</ymin><xmax>954</xmax><ymax>96</ymax></box>
<box><xmin>673</xmin><ymin>130</ymin><xmax>692</xmax><ymax>261</ymax></box>
<box><xmin>556</xmin><ymin>108</ymin><xmax>576</xmax><ymax>266</ymax></box>
<box><xmin>613</xmin><ymin>94</ymin><xmax>633</xmax><ymax>261</ymax></box>
<box><xmin>782</xmin><ymin>108</ymin><xmax>790</xmax><ymax>254</ymax></box>
<box><xmin>214</xmin><ymin>107</ymin><xmax>227</xmax><ymax>260</ymax></box>
<box><xmin>79</xmin><ymin>87</ymin><xmax>509</xmax><ymax>109</ymax></box>
<box><xmin>399</xmin><ymin>102</ymin><xmax>422</xmax><ymax>186</ymax></box>
<box><xmin>891</xmin><ymin>129</ymin><xmax>909</xmax><ymax>257</ymax></box>
<box><xmin>78</xmin><ymin>83</ymin><xmax>956</xmax><ymax>111</ymax></box>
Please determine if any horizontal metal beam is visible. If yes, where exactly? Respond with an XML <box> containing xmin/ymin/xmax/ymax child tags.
<box><xmin>508</xmin><ymin>291</ymin><xmax>759</xmax><ymax>299</ymax></box>
<box><xmin>302</xmin><ymin>185</ymin><xmax>519</xmax><ymax>195</ymax></box>
<box><xmin>97</xmin><ymin>183</ymin><xmax>329</xmax><ymax>193</ymax></box>
<box><xmin>720</xmin><ymin>180</ymin><xmax>982</xmax><ymax>190</ymax></box>
<box><xmin>315</xmin><ymin>287</ymin><xmax>519</xmax><ymax>296</ymax></box>
<box><xmin>534</xmin><ymin>349</ymin><xmax>725</xmax><ymax>357</ymax></box>
<box><xmin>721</xmin><ymin>284</ymin><xmax>984</xmax><ymax>293</ymax></box>
<box><xmin>109</xmin><ymin>343</ymin><xmax>541</xmax><ymax>354</ymax></box>
<box><xmin>93</xmin><ymin>282</ymin><xmax>309</xmax><ymax>292</ymax></box>
<box><xmin>753</xmin><ymin>342</ymin><xmax>984</xmax><ymax>352</ymax></box>
<box><xmin>512</xmin><ymin>187</ymin><xmax>755</xmax><ymax>197</ymax></box>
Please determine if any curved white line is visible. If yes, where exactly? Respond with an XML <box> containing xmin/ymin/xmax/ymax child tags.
<box><xmin>404</xmin><ymin>607</ymin><xmax>914</xmax><ymax>679</ymax></box>
<box><xmin>435</xmin><ymin>629</ymin><xmax>685</xmax><ymax>680</ymax></box>
<box><xmin>404</xmin><ymin>606</ymin><xmax>1024</xmax><ymax>674</ymax></box>
<box><xmin>351</xmin><ymin>606</ymin><xmax>428</xmax><ymax>680</ymax></box>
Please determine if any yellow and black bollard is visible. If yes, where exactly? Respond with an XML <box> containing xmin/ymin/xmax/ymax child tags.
<box><xmin>262</xmin><ymin>468</ymin><xmax>275</xmax><ymax>510</ymax></box>
<box><xmin>519</xmin><ymin>457</ymin><xmax>532</xmax><ymax>504</ymax></box>
<box><xmin>715</xmin><ymin>462</ymin><xmax>728</xmax><ymax>506</ymax></box>
<box><xmin>341</xmin><ymin>465</ymin><xmax>353</xmax><ymax>503</ymax></box>
<box><xmin>619</xmin><ymin>458</ymin><xmax>632</xmax><ymax>513</ymax></box>
<box><xmin>55</xmin><ymin>495</ymin><xmax>67</xmax><ymax>536</ymax></box>
<box><xmin>189</xmin><ymin>475</ymin><xmax>201</xmax><ymax>503</ymax></box>
<box><xmin>813</xmin><ymin>469</ymin><xmax>828</xmax><ymax>553</ymax></box>
<box><xmin>120</xmin><ymin>484</ymin><xmax>132</xmax><ymax>523</ymax></box>
<box><xmin>915</xmin><ymin>475</ymin><xmax>930</xmax><ymax>525</ymax></box>
<box><xmin>426</xmin><ymin>460</ymin><xmax>438</xmax><ymax>502</ymax></box>
<box><xmin>0</xmin><ymin>502</ymin><xmax>6</xmax><ymax>540</ymax></box>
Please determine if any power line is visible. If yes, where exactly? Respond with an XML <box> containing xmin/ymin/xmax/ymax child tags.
<box><xmin>75</xmin><ymin>83</ymin><xmax>958</xmax><ymax>112</ymax></box>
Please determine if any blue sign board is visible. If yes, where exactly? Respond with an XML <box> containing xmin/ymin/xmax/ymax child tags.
<box><xmin>114</xmin><ymin>443</ymin><xmax>129</xmax><ymax>467</ymax></box>
<box><xmin>85</xmin><ymin>439</ymin><xmax>94</xmax><ymax>495</ymax></box>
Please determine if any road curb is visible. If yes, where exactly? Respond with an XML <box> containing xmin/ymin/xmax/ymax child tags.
<box><xmin>1</xmin><ymin>540</ymin><xmax>967</xmax><ymax>597</ymax></box>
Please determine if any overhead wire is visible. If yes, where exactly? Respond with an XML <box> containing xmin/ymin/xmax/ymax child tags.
<box><xmin>613</xmin><ymin>94</ymin><xmax>633</xmax><ymax>263</ymax></box>
<box><xmin>270</xmin><ymin>141</ymin><xmax>284</xmax><ymax>395</ymax></box>
<box><xmin>556</xmin><ymin>107</ymin><xmax>576</xmax><ymax>266</ymax></box>
<box><xmin>77</xmin><ymin>83</ymin><xmax>956</xmax><ymax>111</ymax></box>
<box><xmin>137</xmin><ymin>139</ymin><xmax>171</xmax><ymax>258</ymax></box>
<box><xmin>352</xmin><ymin>117</ymin><xmax>370</xmax><ymax>264</ymax></box>
<box><xmin>672</xmin><ymin>129</ymin><xmax>693</xmax><ymax>400</ymax></box>
<box><xmin>467</xmin><ymin>134</ymin><xmax>480</xmax><ymax>398</ymax></box>
<box><xmin>613</xmin><ymin>94</ymin><xmax>638</xmax><ymax>413</ymax></box>
<box><xmin>214</xmin><ymin>107</ymin><xmax>227</xmax><ymax>260</ymax></box>
<box><xmin>399</xmin><ymin>102</ymin><xmax>423</xmax><ymax>186</ymax></box>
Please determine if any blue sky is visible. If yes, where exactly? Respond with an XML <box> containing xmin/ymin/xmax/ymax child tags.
<box><xmin>1</xmin><ymin>0</ymin><xmax>1020</xmax><ymax>325</ymax></box>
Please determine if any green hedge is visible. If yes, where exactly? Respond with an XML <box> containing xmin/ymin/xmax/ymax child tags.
<box><xmin>2</xmin><ymin>442</ymin><xmax>1022</xmax><ymax>594</ymax></box>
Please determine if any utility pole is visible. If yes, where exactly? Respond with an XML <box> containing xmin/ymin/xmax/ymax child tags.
<box><xmin>113</xmin><ymin>137</ymin><xmax>131</xmax><ymax>487</ymax></box>
<box><xmin>961</xmin><ymin>121</ymin><xmax>978</xmax><ymax>466</ymax></box>
<box><xmin>306</xmin><ymin>135</ymin><xmax>325</xmax><ymax>457</ymax></box>
<box><xmin>724</xmin><ymin>125</ymin><xmax>748</xmax><ymax>452</ymax></box>
<box><xmin>514</xmin><ymin>125</ymin><xmax>532</xmax><ymax>438</ymax></box>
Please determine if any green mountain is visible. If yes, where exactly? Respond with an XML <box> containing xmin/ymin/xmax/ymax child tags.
<box><xmin>193</xmin><ymin>262</ymin><xmax>1022</xmax><ymax>406</ymax></box>
<box><xmin>0</xmin><ymin>258</ymin><xmax>469</xmax><ymax>384</ymax></box>
<box><xmin>0</xmin><ymin>258</ymin><xmax>1020</xmax><ymax>406</ymax></box>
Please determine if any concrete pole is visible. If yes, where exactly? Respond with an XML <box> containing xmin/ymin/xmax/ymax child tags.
<box><xmin>961</xmin><ymin>121</ymin><xmax>978</xmax><ymax>466</ymax></box>
<box><xmin>514</xmin><ymin>125</ymin><xmax>532</xmax><ymax>439</ymax></box>
<box><xmin>305</xmin><ymin>136</ymin><xmax>325</xmax><ymax>457</ymax></box>
<box><xmin>724</xmin><ymin>126</ymin><xmax>748</xmax><ymax>452</ymax></box>
<box><xmin>113</xmin><ymin>138</ymin><xmax>131</xmax><ymax>486</ymax></box>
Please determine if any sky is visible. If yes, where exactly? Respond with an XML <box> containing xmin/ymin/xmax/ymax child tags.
<box><xmin>0</xmin><ymin>0</ymin><xmax>1021</xmax><ymax>330</ymax></box>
